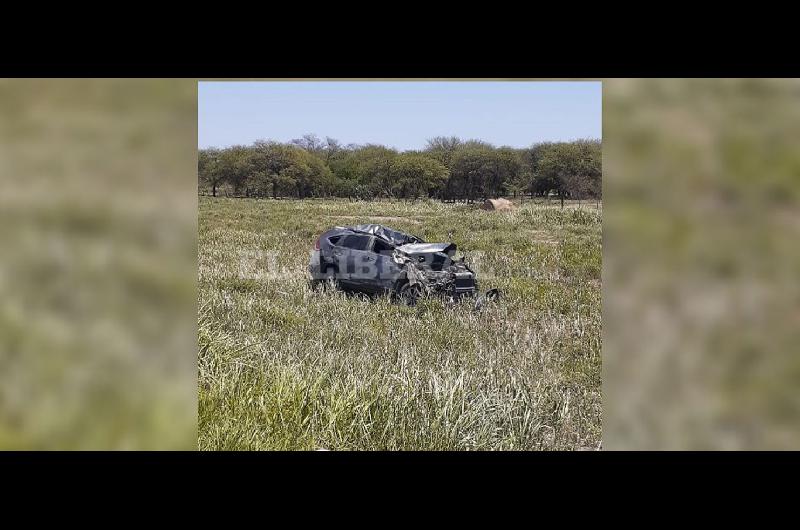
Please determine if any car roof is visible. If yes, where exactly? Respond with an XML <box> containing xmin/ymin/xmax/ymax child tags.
<box><xmin>338</xmin><ymin>224</ymin><xmax>424</xmax><ymax>246</ymax></box>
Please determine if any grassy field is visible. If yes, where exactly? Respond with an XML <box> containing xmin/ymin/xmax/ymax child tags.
<box><xmin>198</xmin><ymin>196</ymin><xmax>601</xmax><ymax>450</ymax></box>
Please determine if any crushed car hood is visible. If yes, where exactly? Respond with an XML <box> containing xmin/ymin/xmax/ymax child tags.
<box><xmin>397</xmin><ymin>243</ymin><xmax>456</xmax><ymax>256</ymax></box>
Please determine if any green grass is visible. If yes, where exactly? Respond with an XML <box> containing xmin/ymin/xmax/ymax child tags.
<box><xmin>0</xmin><ymin>79</ymin><xmax>197</xmax><ymax>449</ymax></box>
<box><xmin>198</xmin><ymin>197</ymin><xmax>601</xmax><ymax>450</ymax></box>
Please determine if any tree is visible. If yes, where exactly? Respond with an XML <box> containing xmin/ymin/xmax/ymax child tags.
<box><xmin>573</xmin><ymin>139</ymin><xmax>602</xmax><ymax>200</ymax></box>
<box><xmin>198</xmin><ymin>148</ymin><xmax>225</xmax><ymax>197</ymax></box>
<box><xmin>290</xmin><ymin>133</ymin><xmax>324</xmax><ymax>156</ymax></box>
<box><xmin>283</xmin><ymin>147</ymin><xmax>336</xmax><ymax>198</ymax></box>
<box><xmin>448</xmin><ymin>147</ymin><xmax>486</xmax><ymax>201</ymax></box>
<box><xmin>336</xmin><ymin>145</ymin><xmax>398</xmax><ymax>198</ymax></box>
<box><xmin>250</xmin><ymin>140</ymin><xmax>295</xmax><ymax>198</ymax></box>
<box><xmin>424</xmin><ymin>136</ymin><xmax>462</xmax><ymax>168</ymax></box>
<box><xmin>506</xmin><ymin>149</ymin><xmax>532</xmax><ymax>199</ymax></box>
<box><xmin>534</xmin><ymin>140</ymin><xmax>602</xmax><ymax>207</ymax></box>
<box><xmin>199</xmin><ymin>134</ymin><xmax>600</xmax><ymax>204</ymax></box>
<box><xmin>523</xmin><ymin>142</ymin><xmax>553</xmax><ymax>198</ymax></box>
<box><xmin>389</xmin><ymin>153</ymin><xmax>449</xmax><ymax>199</ymax></box>
<box><xmin>485</xmin><ymin>147</ymin><xmax>522</xmax><ymax>198</ymax></box>
<box><xmin>322</xmin><ymin>137</ymin><xmax>344</xmax><ymax>164</ymax></box>
<box><xmin>448</xmin><ymin>145</ymin><xmax>517</xmax><ymax>202</ymax></box>
<box><xmin>216</xmin><ymin>145</ymin><xmax>254</xmax><ymax>197</ymax></box>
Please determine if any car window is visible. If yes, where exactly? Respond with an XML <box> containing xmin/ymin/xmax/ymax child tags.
<box><xmin>372</xmin><ymin>238</ymin><xmax>393</xmax><ymax>255</ymax></box>
<box><xmin>340</xmin><ymin>235</ymin><xmax>371</xmax><ymax>251</ymax></box>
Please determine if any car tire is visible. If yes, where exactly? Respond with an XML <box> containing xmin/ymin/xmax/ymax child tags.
<box><xmin>398</xmin><ymin>282</ymin><xmax>422</xmax><ymax>306</ymax></box>
<box><xmin>321</xmin><ymin>266</ymin><xmax>339</xmax><ymax>290</ymax></box>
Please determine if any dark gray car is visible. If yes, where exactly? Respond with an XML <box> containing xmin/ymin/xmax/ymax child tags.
<box><xmin>308</xmin><ymin>224</ymin><xmax>481</xmax><ymax>304</ymax></box>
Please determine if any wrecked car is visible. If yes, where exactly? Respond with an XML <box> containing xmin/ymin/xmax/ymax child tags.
<box><xmin>308</xmin><ymin>224</ymin><xmax>499</xmax><ymax>306</ymax></box>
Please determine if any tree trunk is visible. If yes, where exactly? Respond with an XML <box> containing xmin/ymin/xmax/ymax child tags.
<box><xmin>212</xmin><ymin>182</ymin><xmax>216</xmax><ymax>197</ymax></box>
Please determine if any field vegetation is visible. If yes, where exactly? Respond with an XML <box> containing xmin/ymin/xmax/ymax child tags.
<box><xmin>198</xmin><ymin>196</ymin><xmax>601</xmax><ymax>450</ymax></box>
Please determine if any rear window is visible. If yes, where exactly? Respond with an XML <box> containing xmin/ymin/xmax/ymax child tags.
<box><xmin>340</xmin><ymin>235</ymin><xmax>371</xmax><ymax>251</ymax></box>
<box><xmin>328</xmin><ymin>235</ymin><xmax>342</xmax><ymax>245</ymax></box>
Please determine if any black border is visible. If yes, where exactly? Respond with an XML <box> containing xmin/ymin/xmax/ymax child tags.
<box><xmin>2</xmin><ymin>59</ymin><xmax>799</xmax><ymax>78</ymax></box>
<box><xmin>4</xmin><ymin>7</ymin><xmax>799</xmax><ymax>77</ymax></box>
<box><xmin>3</xmin><ymin>451</ymin><xmax>800</xmax><ymax>491</ymax></box>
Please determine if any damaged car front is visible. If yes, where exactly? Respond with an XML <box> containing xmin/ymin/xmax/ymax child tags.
<box><xmin>391</xmin><ymin>242</ymin><xmax>478</xmax><ymax>303</ymax></box>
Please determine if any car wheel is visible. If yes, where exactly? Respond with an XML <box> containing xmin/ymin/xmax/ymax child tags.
<box><xmin>321</xmin><ymin>266</ymin><xmax>339</xmax><ymax>290</ymax></box>
<box><xmin>398</xmin><ymin>282</ymin><xmax>422</xmax><ymax>306</ymax></box>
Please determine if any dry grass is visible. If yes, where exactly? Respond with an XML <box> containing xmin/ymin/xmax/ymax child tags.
<box><xmin>198</xmin><ymin>197</ymin><xmax>601</xmax><ymax>450</ymax></box>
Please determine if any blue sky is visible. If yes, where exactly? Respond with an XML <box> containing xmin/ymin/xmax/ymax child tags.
<box><xmin>198</xmin><ymin>81</ymin><xmax>602</xmax><ymax>151</ymax></box>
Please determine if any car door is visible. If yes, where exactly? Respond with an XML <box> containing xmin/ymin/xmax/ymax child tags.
<box><xmin>370</xmin><ymin>237</ymin><xmax>403</xmax><ymax>291</ymax></box>
<box><xmin>333</xmin><ymin>234</ymin><xmax>378</xmax><ymax>291</ymax></box>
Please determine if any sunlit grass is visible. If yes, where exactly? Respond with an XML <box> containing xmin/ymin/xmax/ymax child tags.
<box><xmin>198</xmin><ymin>197</ymin><xmax>601</xmax><ymax>450</ymax></box>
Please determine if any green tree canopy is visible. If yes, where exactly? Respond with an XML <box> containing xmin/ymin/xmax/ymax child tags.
<box><xmin>389</xmin><ymin>153</ymin><xmax>449</xmax><ymax>199</ymax></box>
<box><xmin>198</xmin><ymin>136</ymin><xmax>600</xmax><ymax>203</ymax></box>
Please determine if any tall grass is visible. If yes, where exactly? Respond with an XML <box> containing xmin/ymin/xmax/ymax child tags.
<box><xmin>198</xmin><ymin>197</ymin><xmax>601</xmax><ymax>450</ymax></box>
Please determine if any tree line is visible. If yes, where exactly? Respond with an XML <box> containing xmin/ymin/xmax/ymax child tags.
<box><xmin>199</xmin><ymin>134</ymin><xmax>601</xmax><ymax>204</ymax></box>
